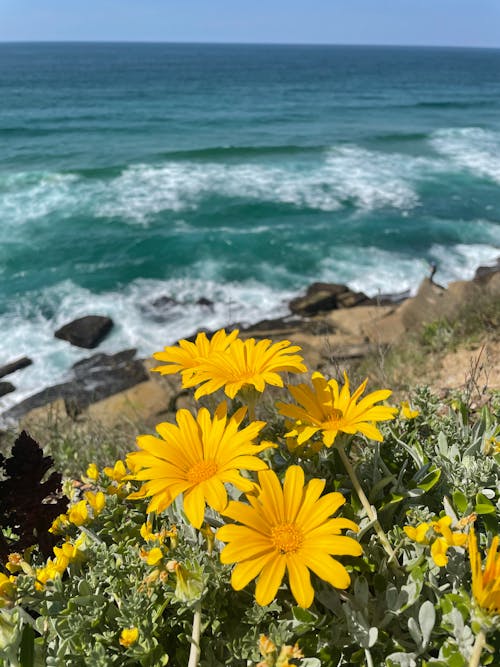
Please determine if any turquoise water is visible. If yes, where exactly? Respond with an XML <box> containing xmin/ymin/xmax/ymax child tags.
<box><xmin>1</xmin><ymin>43</ymin><xmax>500</xmax><ymax>404</ymax></box>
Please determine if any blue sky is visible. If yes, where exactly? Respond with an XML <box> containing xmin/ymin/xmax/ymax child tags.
<box><xmin>1</xmin><ymin>0</ymin><xmax>499</xmax><ymax>48</ymax></box>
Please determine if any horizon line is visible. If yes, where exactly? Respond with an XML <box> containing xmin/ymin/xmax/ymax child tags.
<box><xmin>0</xmin><ymin>39</ymin><xmax>499</xmax><ymax>51</ymax></box>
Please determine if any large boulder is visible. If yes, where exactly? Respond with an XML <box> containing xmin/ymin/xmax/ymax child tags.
<box><xmin>54</xmin><ymin>315</ymin><xmax>113</xmax><ymax>349</ymax></box>
<box><xmin>289</xmin><ymin>283</ymin><xmax>372</xmax><ymax>317</ymax></box>
<box><xmin>0</xmin><ymin>357</ymin><xmax>32</xmax><ymax>379</ymax></box>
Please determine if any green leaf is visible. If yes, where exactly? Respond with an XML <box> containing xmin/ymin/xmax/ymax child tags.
<box><xmin>475</xmin><ymin>503</ymin><xmax>496</xmax><ymax>515</ymax></box>
<box><xmin>19</xmin><ymin>623</ymin><xmax>35</xmax><ymax>667</ymax></box>
<box><xmin>292</xmin><ymin>606</ymin><xmax>317</xmax><ymax>624</ymax></box>
<box><xmin>417</xmin><ymin>466</ymin><xmax>441</xmax><ymax>492</ymax></box>
<box><xmin>475</xmin><ymin>493</ymin><xmax>495</xmax><ymax>515</ymax></box>
<box><xmin>452</xmin><ymin>490</ymin><xmax>468</xmax><ymax>513</ymax></box>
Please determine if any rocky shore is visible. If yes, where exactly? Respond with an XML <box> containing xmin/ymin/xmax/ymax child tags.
<box><xmin>1</xmin><ymin>261</ymin><xmax>499</xmax><ymax>430</ymax></box>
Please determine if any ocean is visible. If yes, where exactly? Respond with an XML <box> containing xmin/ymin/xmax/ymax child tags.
<box><xmin>1</xmin><ymin>42</ymin><xmax>500</xmax><ymax>407</ymax></box>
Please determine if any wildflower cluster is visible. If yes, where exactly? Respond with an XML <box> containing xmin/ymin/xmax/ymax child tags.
<box><xmin>1</xmin><ymin>329</ymin><xmax>499</xmax><ymax>666</ymax></box>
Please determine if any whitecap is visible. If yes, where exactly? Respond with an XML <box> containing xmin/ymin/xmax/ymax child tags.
<box><xmin>430</xmin><ymin>128</ymin><xmax>500</xmax><ymax>185</ymax></box>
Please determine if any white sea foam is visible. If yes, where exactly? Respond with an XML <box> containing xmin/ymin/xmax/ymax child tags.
<box><xmin>319</xmin><ymin>242</ymin><xmax>500</xmax><ymax>297</ymax></box>
<box><xmin>0</xmin><ymin>277</ymin><xmax>296</xmax><ymax>410</ymax></box>
<box><xmin>319</xmin><ymin>248</ymin><xmax>430</xmax><ymax>297</ymax></box>
<box><xmin>430</xmin><ymin>127</ymin><xmax>500</xmax><ymax>185</ymax></box>
<box><xmin>429</xmin><ymin>243</ymin><xmax>500</xmax><ymax>284</ymax></box>
<box><xmin>97</xmin><ymin>147</ymin><xmax>422</xmax><ymax>222</ymax></box>
<box><xmin>0</xmin><ymin>144</ymin><xmax>428</xmax><ymax>228</ymax></box>
<box><xmin>4</xmin><ymin>131</ymin><xmax>500</xmax><ymax>229</ymax></box>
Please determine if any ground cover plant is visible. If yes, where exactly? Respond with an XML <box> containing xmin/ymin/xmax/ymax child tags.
<box><xmin>1</xmin><ymin>329</ymin><xmax>499</xmax><ymax>666</ymax></box>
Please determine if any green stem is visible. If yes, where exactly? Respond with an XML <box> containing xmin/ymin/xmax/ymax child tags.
<box><xmin>469</xmin><ymin>628</ymin><xmax>486</xmax><ymax>667</ymax></box>
<box><xmin>338</xmin><ymin>447</ymin><xmax>400</xmax><ymax>565</ymax></box>
<box><xmin>187</xmin><ymin>603</ymin><xmax>202</xmax><ymax>667</ymax></box>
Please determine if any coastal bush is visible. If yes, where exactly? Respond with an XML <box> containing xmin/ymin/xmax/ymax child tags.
<box><xmin>0</xmin><ymin>329</ymin><xmax>499</xmax><ymax>666</ymax></box>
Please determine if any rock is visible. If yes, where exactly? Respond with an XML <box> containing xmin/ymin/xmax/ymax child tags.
<box><xmin>54</xmin><ymin>315</ymin><xmax>113</xmax><ymax>349</ymax></box>
<box><xmin>0</xmin><ymin>382</ymin><xmax>15</xmax><ymax>397</ymax></box>
<box><xmin>289</xmin><ymin>283</ymin><xmax>372</xmax><ymax>316</ymax></box>
<box><xmin>151</xmin><ymin>295</ymin><xmax>179</xmax><ymax>309</ymax></box>
<box><xmin>196</xmin><ymin>297</ymin><xmax>214</xmax><ymax>308</ymax></box>
<box><xmin>2</xmin><ymin>349</ymin><xmax>148</xmax><ymax>422</ymax></box>
<box><xmin>375</xmin><ymin>289</ymin><xmax>411</xmax><ymax>305</ymax></box>
<box><xmin>399</xmin><ymin>278</ymin><xmax>480</xmax><ymax>332</ymax></box>
<box><xmin>473</xmin><ymin>257</ymin><xmax>500</xmax><ymax>283</ymax></box>
<box><xmin>0</xmin><ymin>357</ymin><xmax>33</xmax><ymax>379</ymax></box>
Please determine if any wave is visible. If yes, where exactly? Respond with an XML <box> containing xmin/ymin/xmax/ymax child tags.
<box><xmin>2</xmin><ymin>129</ymin><xmax>500</xmax><ymax>230</ymax></box>
<box><xmin>0</xmin><ymin>276</ymin><xmax>296</xmax><ymax>409</ymax></box>
<box><xmin>0</xmin><ymin>145</ymin><xmax>426</xmax><ymax>226</ymax></box>
<box><xmin>430</xmin><ymin>127</ymin><xmax>500</xmax><ymax>185</ymax></box>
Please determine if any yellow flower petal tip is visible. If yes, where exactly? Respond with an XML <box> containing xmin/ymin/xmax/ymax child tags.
<box><xmin>152</xmin><ymin>328</ymin><xmax>239</xmax><ymax>379</ymax></box>
<box><xmin>217</xmin><ymin>465</ymin><xmax>362</xmax><ymax>608</ymax></box>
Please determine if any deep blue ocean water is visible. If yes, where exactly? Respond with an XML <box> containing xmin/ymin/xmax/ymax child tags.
<box><xmin>1</xmin><ymin>43</ymin><xmax>500</xmax><ymax>405</ymax></box>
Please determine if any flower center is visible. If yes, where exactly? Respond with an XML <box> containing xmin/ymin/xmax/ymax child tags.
<box><xmin>323</xmin><ymin>408</ymin><xmax>344</xmax><ymax>429</ymax></box>
<box><xmin>271</xmin><ymin>522</ymin><xmax>304</xmax><ymax>554</ymax></box>
<box><xmin>186</xmin><ymin>460</ymin><xmax>218</xmax><ymax>484</ymax></box>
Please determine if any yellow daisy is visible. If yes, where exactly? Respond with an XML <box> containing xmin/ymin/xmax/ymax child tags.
<box><xmin>151</xmin><ymin>328</ymin><xmax>239</xmax><ymax>380</ymax></box>
<box><xmin>127</xmin><ymin>402</ymin><xmax>270</xmax><ymax>529</ymax></box>
<box><xmin>183</xmin><ymin>337</ymin><xmax>307</xmax><ymax>400</ymax></box>
<box><xmin>216</xmin><ymin>465</ymin><xmax>362</xmax><ymax>608</ymax></box>
<box><xmin>277</xmin><ymin>371</ymin><xmax>397</xmax><ymax>447</ymax></box>
<box><xmin>469</xmin><ymin>526</ymin><xmax>500</xmax><ymax>615</ymax></box>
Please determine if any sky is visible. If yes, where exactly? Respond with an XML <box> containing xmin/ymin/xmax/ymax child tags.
<box><xmin>0</xmin><ymin>0</ymin><xmax>499</xmax><ymax>48</ymax></box>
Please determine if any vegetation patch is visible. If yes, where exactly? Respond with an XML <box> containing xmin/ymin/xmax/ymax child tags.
<box><xmin>1</xmin><ymin>329</ymin><xmax>499</xmax><ymax>666</ymax></box>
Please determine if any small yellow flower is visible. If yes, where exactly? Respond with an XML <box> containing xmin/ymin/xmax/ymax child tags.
<box><xmin>259</xmin><ymin>634</ymin><xmax>276</xmax><ymax>657</ymax></box>
<box><xmin>141</xmin><ymin>547</ymin><xmax>164</xmax><ymax>566</ymax></box>
<box><xmin>469</xmin><ymin>526</ymin><xmax>500</xmax><ymax>616</ymax></box>
<box><xmin>5</xmin><ymin>553</ymin><xmax>23</xmax><ymax>574</ymax></box>
<box><xmin>400</xmin><ymin>400</ymin><xmax>420</xmax><ymax>419</ymax></box>
<box><xmin>277</xmin><ymin>643</ymin><xmax>304</xmax><ymax>666</ymax></box>
<box><xmin>483</xmin><ymin>435</ymin><xmax>500</xmax><ymax>456</ymax></box>
<box><xmin>404</xmin><ymin>516</ymin><xmax>467</xmax><ymax>567</ymax></box>
<box><xmin>68</xmin><ymin>500</ymin><xmax>88</xmax><ymax>526</ymax></box>
<box><xmin>140</xmin><ymin>521</ymin><xmax>157</xmax><ymax>542</ymax></box>
<box><xmin>35</xmin><ymin>554</ymin><xmax>68</xmax><ymax>590</ymax></box>
<box><xmin>85</xmin><ymin>490</ymin><xmax>105</xmax><ymax>516</ymax></box>
<box><xmin>103</xmin><ymin>460</ymin><xmax>127</xmax><ymax>482</ymax></box>
<box><xmin>49</xmin><ymin>513</ymin><xmax>70</xmax><ymax>534</ymax></box>
<box><xmin>53</xmin><ymin>535</ymin><xmax>86</xmax><ymax>565</ymax></box>
<box><xmin>119</xmin><ymin>627</ymin><xmax>139</xmax><ymax>647</ymax></box>
<box><xmin>404</xmin><ymin>522</ymin><xmax>432</xmax><ymax>544</ymax></box>
<box><xmin>86</xmin><ymin>462</ymin><xmax>99</xmax><ymax>481</ymax></box>
<box><xmin>278</xmin><ymin>371</ymin><xmax>397</xmax><ymax>447</ymax></box>
<box><xmin>0</xmin><ymin>573</ymin><xmax>16</xmax><ymax>607</ymax></box>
